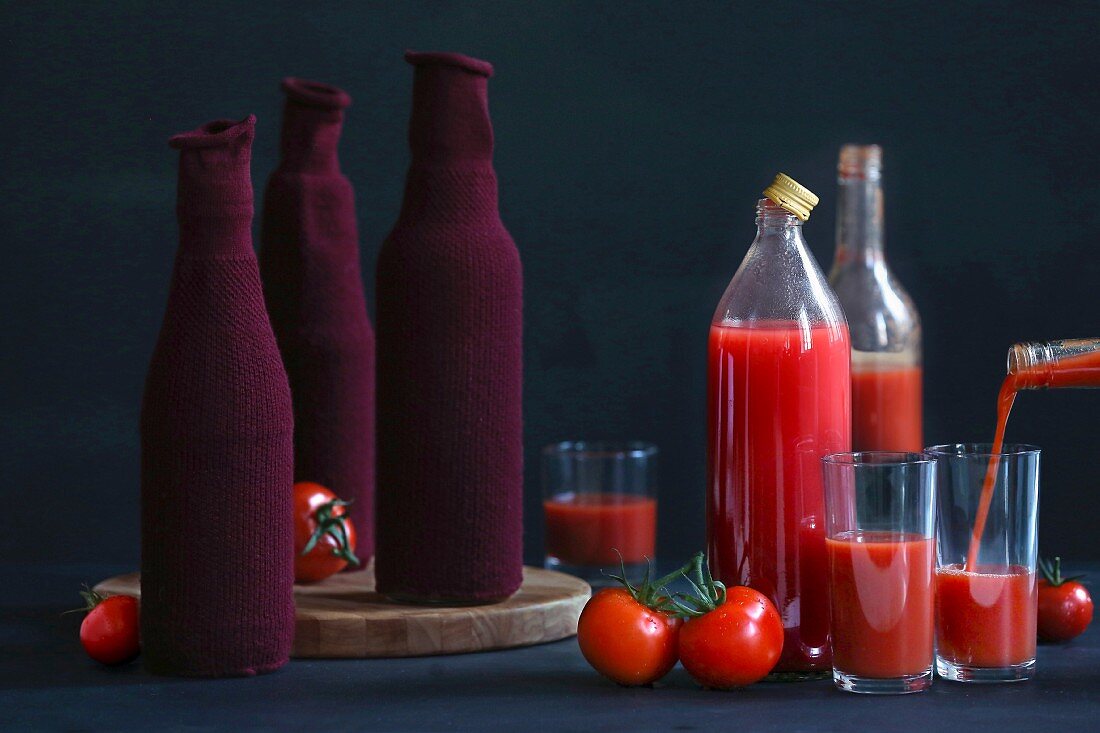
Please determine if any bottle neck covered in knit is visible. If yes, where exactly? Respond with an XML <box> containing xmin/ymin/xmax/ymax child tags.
<box><xmin>169</xmin><ymin>116</ymin><xmax>256</xmax><ymax>258</ymax></box>
<box><xmin>278</xmin><ymin>78</ymin><xmax>351</xmax><ymax>174</ymax></box>
<box><xmin>399</xmin><ymin>51</ymin><xmax>501</xmax><ymax>224</ymax></box>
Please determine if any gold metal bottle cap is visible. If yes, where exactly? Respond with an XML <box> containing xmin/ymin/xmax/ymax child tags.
<box><xmin>763</xmin><ymin>173</ymin><xmax>819</xmax><ymax>221</ymax></box>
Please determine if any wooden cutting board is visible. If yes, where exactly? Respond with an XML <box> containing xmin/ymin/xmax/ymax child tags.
<box><xmin>94</xmin><ymin>565</ymin><xmax>590</xmax><ymax>658</ymax></box>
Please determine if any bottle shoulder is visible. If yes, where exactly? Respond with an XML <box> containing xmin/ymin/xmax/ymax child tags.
<box><xmin>829</xmin><ymin>262</ymin><xmax>921</xmax><ymax>352</ymax></box>
<box><xmin>712</xmin><ymin>234</ymin><xmax>847</xmax><ymax>331</ymax></box>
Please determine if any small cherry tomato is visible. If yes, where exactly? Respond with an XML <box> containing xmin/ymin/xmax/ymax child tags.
<box><xmin>77</xmin><ymin>589</ymin><xmax>140</xmax><ymax>665</ymax></box>
<box><xmin>1037</xmin><ymin>557</ymin><xmax>1093</xmax><ymax>643</ymax></box>
<box><xmin>672</xmin><ymin>554</ymin><xmax>783</xmax><ymax>689</ymax></box>
<box><xmin>294</xmin><ymin>481</ymin><xmax>359</xmax><ymax>583</ymax></box>
<box><xmin>577</xmin><ymin>587</ymin><xmax>682</xmax><ymax>686</ymax></box>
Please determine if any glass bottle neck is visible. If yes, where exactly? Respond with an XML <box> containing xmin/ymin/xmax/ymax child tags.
<box><xmin>834</xmin><ymin>175</ymin><xmax>885</xmax><ymax>268</ymax></box>
<box><xmin>1007</xmin><ymin>339</ymin><xmax>1100</xmax><ymax>390</ymax></box>
<box><xmin>755</xmin><ymin>198</ymin><xmax>805</xmax><ymax>239</ymax></box>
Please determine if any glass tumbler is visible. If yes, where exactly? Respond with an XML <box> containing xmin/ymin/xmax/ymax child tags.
<box><xmin>822</xmin><ymin>452</ymin><xmax>936</xmax><ymax>694</ymax></box>
<box><xmin>926</xmin><ymin>443</ymin><xmax>1040</xmax><ymax>683</ymax></box>
<box><xmin>542</xmin><ymin>442</ymin><xmax>658</xmax><ymax>584</ymax></box>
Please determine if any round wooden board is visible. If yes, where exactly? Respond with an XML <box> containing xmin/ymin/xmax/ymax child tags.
<box><xmin>94</xmin><ymin>565</ymin><xmax>591</xmax><ymax>658</ymax></box>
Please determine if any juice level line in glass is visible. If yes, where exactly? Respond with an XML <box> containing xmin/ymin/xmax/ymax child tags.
<box><xmin>935</xmin><ymin>564</ymin><xmax>1037</xmax><ymax>670</ymax></box>
<box><xmin>828</xmin><ymin>531</ymin><xmax>934</xmax><ymax>679</ymax></box>
<box><xmin>544</xmin><ymin>493</ymin><xmax>656</xmax><ymax>567</ymax></box>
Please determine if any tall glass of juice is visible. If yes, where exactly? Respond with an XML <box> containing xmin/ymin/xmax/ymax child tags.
<box><xmin>926</xmin><ymin>443</ymin><xmax>1040</xmax><ymax>682</ymax></box>
<box><xmin>708</xmin><ymin>174</ymin><xmax>850</xmax><ymax>674</ymax></box>
<box><xmin>542</xmin><ymin>442</ymin><xmax>658</xmax><ymax>584</ymax></box>
<box><xmin>822</xmin><ymin>452</ymin><xmax>936</xmax><ymax>694</ymax></box>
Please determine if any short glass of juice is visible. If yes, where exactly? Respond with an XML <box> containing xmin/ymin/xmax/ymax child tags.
<box><xmin>822</xmin><ymin>451</ymin><xmax>937</xmax><ymax>694</ymax></box>
<box><xmin>926</xmin><ymin>443</ymin><xmax>1040</xmax><ymax>683</ymax></box>
<box><xmin>542</xmin><ymin>441</ymin><xmax>658</xmax><ymax>584</ymax></box>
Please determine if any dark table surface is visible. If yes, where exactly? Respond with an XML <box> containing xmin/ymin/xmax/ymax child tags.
<box><xmin>4</xmin><ymin>563</ymin><xmax>1098</xmax><ymax>732</ymax></box>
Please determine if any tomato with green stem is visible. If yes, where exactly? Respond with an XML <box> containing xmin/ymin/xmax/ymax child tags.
<box><xmin>71</xmin><ymin>587</ymin><xmax>140</xmax><ymax>665</ymax></box>
<box><xmin>577</xmin><ymin>557</ymin><xmax>684</xmax><ymax>686</ymax></box>
<box><xmin>671</xmin><ymin>553</ymin><xmax>783</xmax><ymax>689</ymax></box>
<box><xmin>294</xmin><ymin>481</ymin><xmax>360</xmax><ymax>583</ymax></box>
<box><xmin>1037</xmin><ymin>556</ymin><xmax>1093</xmax><ymax>643</ymax></box>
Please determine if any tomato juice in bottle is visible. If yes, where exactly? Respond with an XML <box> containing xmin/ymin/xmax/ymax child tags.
<box><xmin>707</xmin><ymin>174</ymin><xmax>851</xmax><ymax>673</ymax></box>
<box><xmin>828</xmin><ymin>146</ymin><xmax>922</xmax><ymax>452</ymax></box>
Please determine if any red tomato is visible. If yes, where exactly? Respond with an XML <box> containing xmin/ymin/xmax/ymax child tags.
<box><xmin>577</xmin><ymin>587</ymin><xmax>682</xmax><ymax>686</ymax></box>
<box><xmin>294</xmin><ymin>481</ymin><xmax>359</xmax><ymax>583</ymax></box>
<box><xmin>1037</xmin><ymin>557</ymin><xmax>1093</xmax><ymax>643</ymax></box>
<box><xmin>678</xmin><ymin>585</ymin><xmax>784</xmax><ymax>689</ymax></box>
<box><xmin>79</xmin><ymin>592</ymin><xmax>140</xmax><ymax>665</ymax></box>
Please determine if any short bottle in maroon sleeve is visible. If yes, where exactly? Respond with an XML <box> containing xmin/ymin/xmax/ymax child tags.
<box><xmin>260</xmin><ymin>78</ymin><xmax>376</xmax><ymax>568</ymax></box>
<box><xmin>375</xmin><ymin>52</ymin><xmax>523</xmax><ymax>604</ymax></box>
<box><xmin>141</xmin><ymin>116</ymin><xmax>295</xmax><ymax>676</ymax></box>
<box><xmin>707</xmin><ymin>174</ymin><xmax>851</xmax><ymax>674</ymax></box>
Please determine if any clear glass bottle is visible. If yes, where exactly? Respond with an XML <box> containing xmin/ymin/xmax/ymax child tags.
<box><xmin>1008</xmin><ymin>339</ymin><xmax>1100</xmax><ymax>389</ymax></box>
<box><xmin>707</xmin><ymin>174</ymin><xmax>850</xmax><ymax>673</ymax></box>
<box><xmin>828</xmin><ymin>145</ymin><xmax>922</xmax><ymax>451</ymax></box>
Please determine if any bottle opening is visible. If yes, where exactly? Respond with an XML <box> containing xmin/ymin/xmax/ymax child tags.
<box><xmin>756</xmin><ymin>198</ymin><xmax>801</xmax><ymax>226</ymax></box>
<box><xmin>838</xmin><ymin>144</ymin><xmax>882</xmax><ymax>181</ymax></box>
<box><xmin>1006</xmin><ymin>344</ymin><xmax>1029</xmax><ymax>375</ymax></box>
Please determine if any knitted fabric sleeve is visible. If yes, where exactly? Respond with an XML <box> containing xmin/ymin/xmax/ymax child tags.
<box><xmin>259</xmin><ymin>79</ymin><xmax>376</xmax><ymax>566</ymax></box>
<box><xmin>375</xmin><ymin>52</ymin><xmax>523</xmax><ymax>602</ymax></box>
<box><xmin>140</xmin><ymin>115</ymin><xmax>295</xmax><ymax>676</ymax></box>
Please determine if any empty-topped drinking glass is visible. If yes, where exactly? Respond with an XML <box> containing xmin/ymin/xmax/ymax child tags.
<box><xmin>542</xmin><ymin>442</ymin><xmax>658</xmax><ymax>584</ymax></box>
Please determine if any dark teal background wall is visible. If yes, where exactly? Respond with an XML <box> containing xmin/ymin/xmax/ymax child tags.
<box><xmin>3</xmin><ymin>1</ymin><xmax>1098</xmax><ymax>565</ymax></box>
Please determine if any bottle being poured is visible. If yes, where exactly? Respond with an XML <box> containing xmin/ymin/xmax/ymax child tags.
<box><xmin>707</xmin><ymin>173</ymin><xmax>851</xmax><ymax>674</ymax></box>
<box><xmin>969</xmin><ymin>339</ymin><xmax>1100</xmax><ymax>567</ymax></box>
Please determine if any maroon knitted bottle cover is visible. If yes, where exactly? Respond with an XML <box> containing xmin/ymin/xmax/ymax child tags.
<box><xmin>375</xmin><ymin>51</ymin><xmax>524</xmax><ymax>603</ymax></box>
<box><xmin>260</xmin><ymin>78</ymin><xmax>376</xmax><ymax>567</ymax></box>
<box><xmin>140</xmin><ymin>115</ymin><xmax>295</xmax><ymax>676</ymax></box>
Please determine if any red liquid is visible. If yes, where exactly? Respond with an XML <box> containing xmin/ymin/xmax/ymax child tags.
<box><xmin>851</xmin><ymin>367</ymin><xmax>922</xmax><ymax>452</ymax></box>
<box><xmin>969</xmin><ymin>348</ymin><xmax>1100</xmax><ymax>567</ymax></box>
<box><xmin>707</xmin><ymin>322</ymin><xmax>851</xmax><ymax>671</ymax></box>
<box><xmin>543</xmin><ymin>494</ymin><xmax>656</xmax><ymax>566</ymax></box>
<box><xmin>935</xmin><ymin>564</ymin><xmax>1037</xmax><ymax>667</ymax></box>
<box><xmin>827</xmin><ymin>532</ymin><xmax>934</xmax><ymax>678</ymax></box>
<box><xmin>939</xmin><ymin>346</ymin><xmax>1099</xmax><ymax>669</ymax></box>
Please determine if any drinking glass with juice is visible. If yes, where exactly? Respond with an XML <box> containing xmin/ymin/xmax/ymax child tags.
<box><xmin>822</xmin><ymin>452</ymin><xmax>936</xmax><ymax>694</ymax></box>
<box><xmin>926</xmin><ymin>338</ymin><xmax>1099</xmax><ymax>682</ymax></box>
<box><xmin>707</xmin><ymin>174</ymin><xmax>850</xmax><ymax>674</ymax></box>
<box><xmin>926</xmin><ymin>443</ymin><xmax>1040</xmax><ymax>682</ymax></box>
<box><xmin>828</xmin><ymin>145</ymin><xmax>922</xmax><ymax>452</ymax></box>
<box><xmin>542</xmin><ymin>442</ymin><xmax>657</xmax><ymax>583</ymax></box>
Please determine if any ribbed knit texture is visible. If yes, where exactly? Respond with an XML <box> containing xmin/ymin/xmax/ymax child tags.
<box><xmin>140</xmin><ymin>115</ymin><xmax>295</xmax><ymax>676</ymax></box>
<box><xmin>375</xmin><ymin>51</ymin><xmax>524</xmax><ymax>602</ymax></box>
<box><xmin>259</xmin><ymin>78</ymin><xmax>376</xmax><ymax>567</ymax></box>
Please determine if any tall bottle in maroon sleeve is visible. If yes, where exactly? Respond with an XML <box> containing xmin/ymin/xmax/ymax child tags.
<box><xmin>375</xmin><ymin>51</ymin><xmax>523</xmax><ymax>603</ymax></box>
<box><xmin>260</xmin><ymin>78</ymin><xmax>375</xmax><ymax>567</ymax></box>
<box><xmin>141</xmin><ymin>116</ymin><xmax>294</xmax><ymax>676</ymax></box>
